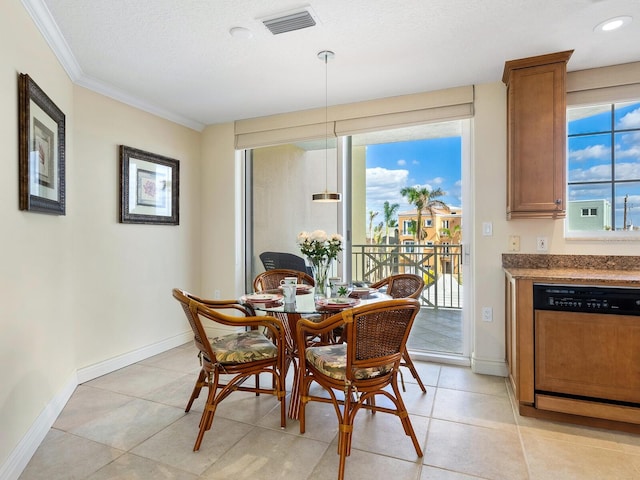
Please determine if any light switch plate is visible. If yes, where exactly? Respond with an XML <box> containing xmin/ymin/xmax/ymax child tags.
<box><xmin>482</xmin><ymin>222</ymin><xmax>493</xmax><ymax>236</ymax></box>
<box><xmin>536</xmin><ymin>236</ymin><xmax>548</xmax><ymax>251</ymax></box>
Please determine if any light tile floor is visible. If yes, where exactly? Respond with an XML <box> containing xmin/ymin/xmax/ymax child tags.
<box><xmin>20</xmin><ymin>342</ymin><xmax>640</xmax><ymax>480</ymax></box>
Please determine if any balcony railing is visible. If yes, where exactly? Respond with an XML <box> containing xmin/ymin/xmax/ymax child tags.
<box><xmin>350</xmin><ymin>243</ymin><xmax>463</xmax><ymax>309</ymax></box>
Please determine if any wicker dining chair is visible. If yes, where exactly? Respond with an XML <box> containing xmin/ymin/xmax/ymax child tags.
<box><xmin>296</xmin><ymin>298</ymin><xmax>424</xmax><ymax>480</ymax></box>
<box><xmin>252</xmin><ymin>268</ymin><xmax>314</xmax><ymax>292</ymax></box>
<box><xmin>370</xmin><ymin>274</ymin><xmax>427</xmax><ymax>392</ymax></box>
<box><xmin>172</xmin><ymin>288</ymin><xmax>286</xmax><ymax>451</ymax></box>
<box><xmin>252</xmin><ymin>268</ymin><xmax>319</xmax><ymax>397</ymax></box>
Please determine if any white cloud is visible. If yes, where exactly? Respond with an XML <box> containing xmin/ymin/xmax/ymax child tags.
<box><xmin>397</xmin><ymin>159</ymin><xmax>406</xmax><ymax>166</ymax></box>
<box><xmin>569</xmin><ymin>163</ymin><xmax>611</xmax><ymax>182</ymax></box>
<box><xmin>616</xmin><ymin>143</ymin><xmax>640</xmax><ymax>159</ymax></box>
<box><xmin>569</xmin><ymin>144</ymin><xmax>609</xmax><ymax>161</ymax></box>
<box><xmin>366</xmin><ymin>167</ymin><xmax>410</xmax><ymax>214</ymax></box>
<box><xmin>614</xmin><ymin>162</ymin><xmax>640</xmax><ymax>178</ymax></box>
<box><xmin>429</xmin><ymin>176</ymin><xmax>445</xmax><ymax>185</ymax></box>
<box><xmin>617</xmin><ymin>107</ymin><xmax>640</xmax><ymax>129</ymax></box>
<box><xmin>568</xmin><ymin>185</ymin><xmax>609</xmax><ymax>200</ymax></box>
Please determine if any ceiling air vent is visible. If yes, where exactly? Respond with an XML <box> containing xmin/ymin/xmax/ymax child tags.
<box><xmin>262</xmin><ymin>10</ymin><xmax>316</xmax><ymax>35</ymax></box>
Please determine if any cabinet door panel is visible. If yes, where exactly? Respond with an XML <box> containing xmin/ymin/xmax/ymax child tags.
<box><xmin>535</xmin><ymin>310</ymin><xmax>640</xmax><ymax>403</ymax></box>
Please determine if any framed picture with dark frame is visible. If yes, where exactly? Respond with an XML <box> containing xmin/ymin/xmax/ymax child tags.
<box><xmin>119</xmin><ymin>145</ymin><xmax>180</xmax><ymax>225</ymax></box>
<box><xmin>18</xmin><ymin>73</ymin><xmax>66</xmax><ymax>215</ymax></box>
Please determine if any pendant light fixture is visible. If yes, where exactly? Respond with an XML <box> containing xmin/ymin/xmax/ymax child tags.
<box><xmin>312</xmin><ymin>50</ymin><xmax>341</xmax><ymax>202</ymax></box>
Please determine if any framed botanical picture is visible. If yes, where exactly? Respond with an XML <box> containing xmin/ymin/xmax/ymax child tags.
<box><xmin>18</xmin><ymin>73</ymin><xmax>66</xmax><ymax>215</ymax></box>
<box><xmin>119</xmin><ymin>145</ymin><xmax>179</xmax><ymax>225</ymax></box>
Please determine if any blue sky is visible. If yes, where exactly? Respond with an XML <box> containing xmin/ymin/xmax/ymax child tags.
<box><xmin>365</xmin><ymin>136</ymin><xmax>461</xmax><ymax>221</ymax></box>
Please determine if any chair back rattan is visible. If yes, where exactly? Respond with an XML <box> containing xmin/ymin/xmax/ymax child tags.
<box><xmin>369</xmin><ymin>274</ymin><xmax>427</xmax><ymax>392</ymax></box>
<box><xmin>253</xmin><ymin>268</ymin><xmax>314</xmax><ymax>292</ymax></box>
<box><xmin>371</xmin><ymin>273</ymin><xmax>424</xmax><ymax>299</ymax></box>
<box><xmin>174</xmin><ymin>290</ymin><xmax>256</xmax><ymax>365</ymax></box>
<box><xmin>342</xmin><ymin>299</ymin><xmax>417</xmax><ymax>371</ymax></box>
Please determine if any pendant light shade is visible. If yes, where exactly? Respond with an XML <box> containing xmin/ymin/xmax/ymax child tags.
<box><xmin>312</xmin><ymin>191</ymin><xmax>341</xmax><ymax>202</ymax></box>
<box><xmin>313</xmin><ymin>50</ymin><xmax>341</xmax><ymax>203</ymax></box>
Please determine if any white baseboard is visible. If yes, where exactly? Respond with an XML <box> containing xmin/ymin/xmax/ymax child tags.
<box><xmin>0</xmin><ymin>373</ymin><xmax>77</xmax><ymax>480</ymax></box>
<box><xmin>471</xmin><ymin>354</ymin><xmax>508</xmax><ymax>377</ymax></box>
<box><xmin>76</xmin><ymin>331</ymin><xmax>192</xmax><ymax>383</ymax></box>
<box><xmin>0</xmin><ymin>331</ymin><xmax>192</xmax><ymax>480</ymax></box>
<box><xmin>410</xmin><ymin>350</ymin><xmax>471</xmax><ymax>367</ymax></box>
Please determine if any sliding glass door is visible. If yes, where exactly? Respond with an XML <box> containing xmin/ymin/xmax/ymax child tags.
<box><xmin>245</xmin><ymin>119</ymin><xmax>471</xmax><ymax>360</ymax></box>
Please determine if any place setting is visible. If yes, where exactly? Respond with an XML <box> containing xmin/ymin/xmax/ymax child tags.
<box><xmin>240</xmin><ymin>292</ymin><xmax>283</xmax><ymax>308</ymax></box>
<box><xmin>315</xmin><ymin>296</ymin><xmax>360</xmax><ymax>311</ymax></box>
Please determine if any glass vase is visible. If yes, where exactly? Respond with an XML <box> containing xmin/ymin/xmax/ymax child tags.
<box><xmin>309</xmin><ymin>258</ymin><xmax>331</xmax><ymax>299</ymax></box>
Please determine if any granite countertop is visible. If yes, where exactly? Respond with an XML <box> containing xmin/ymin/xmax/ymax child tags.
<box><xmin>502</xmin><ymin>254</ymin><xmax>640</xmax><ymax>284</ymax></box>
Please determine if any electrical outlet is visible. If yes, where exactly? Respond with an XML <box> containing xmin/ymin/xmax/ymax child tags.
<box><xmin>481</xmin><ymin>306</ymin><xmax>493</xmax><ymax>322</ymax></box>
<box><xmin>214</xmin><ymin>289</ymin><xmax>221</xmax><ymax>299</ymax></box>
<box><xmin>508</xmin><ymin>235</ymin><xmax>520</xmax><ymax>252</ymax></box>
<box><xmin>536</xmin><ymin>236</ymin><xmax>548</xmax><ymax>252</ymax></box>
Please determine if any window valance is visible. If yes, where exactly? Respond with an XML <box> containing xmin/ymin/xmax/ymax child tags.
<box><xmin>567</xmin><ymin>61</ymin><xmax>640</xmax><ymax>106</ymax></box>
<box><xmin>234</xmin><ymin>85</ymin><xmax>474</xmax><ymax>149</ymax></box>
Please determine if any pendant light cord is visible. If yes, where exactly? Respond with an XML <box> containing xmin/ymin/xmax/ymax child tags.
<box><xmin>312</xmin><ymin>51</ymin><xmax>340</xmax><ymax>202</ymax></box>
<box><xmin>324</xmin><ymin>51</ymin><xmax>329</xmax><ymax>192</ymax></box>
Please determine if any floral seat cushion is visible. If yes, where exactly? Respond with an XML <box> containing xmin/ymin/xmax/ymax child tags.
<box><xmin>208</xmin><ymin>330</ymin><xmax>277</xmax><ymax>364</ymax></box>
<box><xmin>305</xmin><ymin>344</ymin><xmax>394</xmax><ymax>380</ymax></box>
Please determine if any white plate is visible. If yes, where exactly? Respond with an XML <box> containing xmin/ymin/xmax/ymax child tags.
<box><xmin>244</xmin><ymin>293</ymin><xmax>282</xmax><ymax>303</ymax></box>
<box><xmin>350</xmin><ymin>287</ymin><xmax>377</xmax><ymax>297</ymax></box>
<box><xmin>319</xmin><ymin>297</ymin><xmax>359</xmax><ymax>308</ymax></box>
<box><xmin>278</xmin><ymin>284</ymin><xmax>311</xmax><ymax>291</ymax></box>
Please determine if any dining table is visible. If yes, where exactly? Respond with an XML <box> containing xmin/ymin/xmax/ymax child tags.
<box><xmin>240</xmin><ymin>285</ymin><xmax>391</xmax><ymax>419</ymax></box>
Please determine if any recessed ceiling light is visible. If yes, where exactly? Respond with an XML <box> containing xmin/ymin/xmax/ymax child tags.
<box><xmin>229</xmin><ymin>27</ymin><xmax>253</xmax><ymax>39</ymax></box>
<box><xmin>594</xmin><ymin>16</ymin><xmax>632</xmax><ymax>32</ymax></box>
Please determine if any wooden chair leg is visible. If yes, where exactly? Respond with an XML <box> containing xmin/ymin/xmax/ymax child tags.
<box><xmin>402</xmin><ymin>349</ymin><xmax>426</xmax><ymax>393</ymax></box>
<box><xmin>194</xmin><ymin>380</ymin><xmax>217</xmax><ymax>451</ymax></box>
<box><xmin>337</xmin><ymin>394</ymin><xmax>357</xmax><ymax>480</ymax></box>
<box><xmin>185</xmin><ymin>369</ymin><xmax>206</xmax><ymax>412</ymax></box>
<box><xmin>391</xmin><ymin>379</ymin><xmax>424</xmax><ymax>457</ymax></box>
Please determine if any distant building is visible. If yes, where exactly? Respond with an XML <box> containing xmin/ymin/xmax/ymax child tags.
<box><xmin>397</xmin><ymin>207</ymin><xmax>462</xmax><ymax>275</ymax></box>
<box><xmin>567</xmin><ymin>199</ymin><xmax>611</xmax><ymax>231</ymax></box>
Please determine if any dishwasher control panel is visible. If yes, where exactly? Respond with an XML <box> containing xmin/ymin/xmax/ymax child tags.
<box><xmin>533</xmin><ymin>284</ymin><xmax>640</xmax><ymax>316</ymax></box>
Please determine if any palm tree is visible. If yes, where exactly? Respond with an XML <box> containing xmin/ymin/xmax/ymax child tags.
<box><xmin>400</xmin><ymin>186</ymin><xmax>449</xmax><ymax>242</ymax></box>
<box><xmin>368</xmin><ymin>210</ymin><xmax>379</xmax><ymax>244</ymax></box>
<box><xmin>373</xmin><ymin>222</ymin><xmax>384</xmax><ymax>244</ymax></box>
<box><xmin>407</xmin><ymin>219</ymin><xmax>418</xmax><ymax>240</ymax></box>
<box><xmin>382</xmin><ymin>201</ymin><xmax>399</xmax><ymax>244</ymax></box>
<box><xmin>440</xmin><ymin>224</ymin><xmax>462</xmax><ymax>243</ymax></box>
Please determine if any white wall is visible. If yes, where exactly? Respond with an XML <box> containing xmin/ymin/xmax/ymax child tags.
<box><xmin>70</xmin><ymin>86</ymin><xmax>201</xmax><ymax>369</ymax></box>
<box><xmin>1</xmin><ymin>0</ymin><xmax>201</xmax><ymax>475</ymax></box>
<box><xmin>1</xmin><ymin>0</ymin><xmax>75</xmax><ymax>469</ymax></box>
<box><xmin>200</xmin><ymin>123</ymin><xmax>242</xmax><ymax>297</ymax></box>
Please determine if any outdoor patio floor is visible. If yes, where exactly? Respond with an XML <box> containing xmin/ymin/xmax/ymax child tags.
<box><xmin>407</xmin><ymin>307</ymin><xmax>463</xmax><ymax>355</ymax></box>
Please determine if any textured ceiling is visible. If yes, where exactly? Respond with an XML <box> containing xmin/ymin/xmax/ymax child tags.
<box><xmin>24</xmin><ymin>0</ymin><xmax>640</xmax><ymax>130</ymax></box>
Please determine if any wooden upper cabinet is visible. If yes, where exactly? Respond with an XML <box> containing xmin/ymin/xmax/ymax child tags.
<box><xmin>503</xmin><ymin>51</ymin><xmax>573</xmax><ymax>219</ymax></box>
